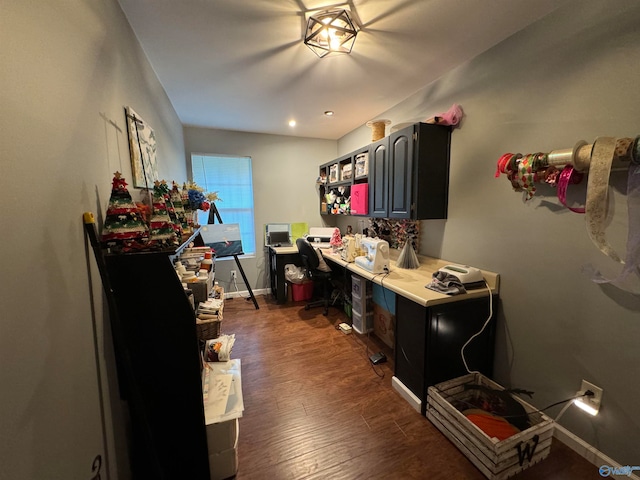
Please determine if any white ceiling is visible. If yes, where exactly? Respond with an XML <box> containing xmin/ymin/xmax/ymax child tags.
<box><xmin>117</xmin><ymin>0</ymin><xmax>566</xmax><ymax>140</ymax></box>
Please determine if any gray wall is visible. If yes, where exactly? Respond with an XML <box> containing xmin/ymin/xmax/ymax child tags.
<box><xmin>1</xmin><ymin>1</ymin><xmax>186</xmax><ymax>479</ymax></box>
<box><xmin>183</xmin><ymin>127</ymin><xmax>336</xmax><ymax>291</ymax></box>
<box><xmin>338</xmin><ymin>0</ymin><xmax>640</xmax><ymax>464</ymax></box>
<box><xmin>3</xmin><ymin>0</ymin><xmax>638</xmax><ymax>477</ymax></box>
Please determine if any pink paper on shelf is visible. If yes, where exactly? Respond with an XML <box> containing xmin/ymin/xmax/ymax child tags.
<box><xmin>351</xmin><ymin>183</ymin><xmax>368</xmax><ymax>215</ymax></box>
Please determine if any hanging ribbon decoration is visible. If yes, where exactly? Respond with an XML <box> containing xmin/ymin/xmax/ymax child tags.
<box><xmin>585</xmin><ymin>137</ymin><xmax>623</xmax><ymax>263</ymax></box>
<box><xmin>586</xmin><ymin>137</ymin><xmax>640</xmax><ymax>291</ymax></box>
<box><xmin>495</xmin><ymin>136</ymin><xmax>640</xmax><ymax>290</ymax></box>
<box><xmin>556</xmin><ymin>166</ymin><xmax>585</xmax><ymax>213</ymax></box>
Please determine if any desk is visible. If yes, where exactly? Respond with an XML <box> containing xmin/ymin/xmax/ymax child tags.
<box><xmin>321</xmin><ymin>249</ymin><xmax>499</xmax><ymax>307</ymax></box>
<box><xmin>322</xmin><ymin>249</ymin><xmax>500</xmax><ymax>415</ymax></box>
<box><xmin>269</xmin><ymin>245</ymin><xmax>500</xmax><ymax>307</ymax></box>
<box><xmin>269</xmin><ymin>245</ymin><xmax>501</xmax><ymax>414</ymax></box>
<box><xmin>268</xmin><ymin>246</ymin><xmax>302</xmax><ymax>304</ymax></box>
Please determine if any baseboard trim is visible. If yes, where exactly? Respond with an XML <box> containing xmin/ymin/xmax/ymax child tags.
<box><xmin>554</xmin><ymin>423</ymin><xmax>640</xmax><ymax>480</ymax></box>
<box><xmin>224</xmin><ymin>288</ymin><xmax>269</xmax><ymax>299</ymax></box>
<box><xmin>391</xmin><ymin>376</ymin><xmax>422</xmax><ymax>414</ymax></box>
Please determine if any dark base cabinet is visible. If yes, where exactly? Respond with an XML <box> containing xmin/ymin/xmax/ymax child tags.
<box><xmin>394</xmin><ymin>295</ymin><xmax>497</xmax><ymax>416</ymax></box>
<box><xmin>268</xmin><ymin>248</ymin><xmax>303</xmax><ymax>304</ymax></box>
<box><xmin>103</xmin><ymin>238</ymin><xmax>210</xmax><ymax>479</ymax></box>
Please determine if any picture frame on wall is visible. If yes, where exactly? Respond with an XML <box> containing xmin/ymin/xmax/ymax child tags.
<box><xmin>125</xmin><ymin>106</ymin><xmax>158</xmax><ymax>189</ymax></box>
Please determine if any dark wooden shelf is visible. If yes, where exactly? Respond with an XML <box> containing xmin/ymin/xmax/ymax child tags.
<box><xmin>103</xmin><ymin>229</ymin><xmax>210</xmax><ymax>479</ymax></box>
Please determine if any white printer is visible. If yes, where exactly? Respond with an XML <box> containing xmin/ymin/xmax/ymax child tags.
<box><xmin>305</xmin><ymin>227</ymin><xmax>335</xmax><ymax>249</ymax></box>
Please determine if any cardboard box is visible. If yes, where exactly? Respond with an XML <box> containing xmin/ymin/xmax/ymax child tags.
<box><xmin>426</xmin><ymin>373</ymin><xmax>553</xmax><ymax>480</ymax></box>
<box><xmin>373</xmin><ymin>303</ymin><xmax>395</xmax><ymax>348</ymax></box>
<box><xmin>206</xmin><ymin>418</ymin><xmax>238</xmax><ymax>454</ymax></box>
<box><xmin>208</xmin><ymin>440</ymin><xmax>238</xmax><ymax>480</ymax></box>
<box><xmin>372</xmin><ymin>284</ymin><xmax>395</xmax><ymax>348</ymax></box>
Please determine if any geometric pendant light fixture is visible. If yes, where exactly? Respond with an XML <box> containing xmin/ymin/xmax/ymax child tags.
<box><xmin>304</xmin><ymin>9</ymin><xmax>358</xmax><ymax>58</ymax></box>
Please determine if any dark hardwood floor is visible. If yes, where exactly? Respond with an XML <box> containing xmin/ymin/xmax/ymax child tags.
<box><xmin>221</xmin><ymin>294</ymin><xmax>602</xmax><ymax>480</ymax></box>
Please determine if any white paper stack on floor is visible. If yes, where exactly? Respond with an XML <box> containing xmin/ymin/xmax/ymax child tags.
<box><xmin>202</xmin><ymin>359</ymin><xmax>244</xmax><ymax>425</ymax></box>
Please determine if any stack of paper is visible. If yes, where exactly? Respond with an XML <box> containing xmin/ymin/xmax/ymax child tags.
<box><xmin>202</xmin><ymin>359</ymin><xmax>244</xmax><ymax>425</ymax></box>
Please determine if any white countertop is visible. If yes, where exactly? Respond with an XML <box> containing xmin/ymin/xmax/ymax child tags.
<box><xmin>270</xmin><ymin>245</ymin><xmax>500</xmax><ymax>308</ymax></box>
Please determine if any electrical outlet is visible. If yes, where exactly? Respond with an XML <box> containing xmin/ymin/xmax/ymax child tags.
<box><xmin>576</xmin><ymin>379</ymin><xmax>603</xmax><ymax>415</ymax></box>
<box><xmin>230</xmin><ymin>270</ymin><xmax>237</xmax><ymax>280</ymax></box>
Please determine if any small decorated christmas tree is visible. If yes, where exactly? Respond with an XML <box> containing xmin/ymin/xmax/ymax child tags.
<box><xmin>148</xmin><ymin>180</ymin><xmax>178</xmax><ymax>247</ymax></box>
<box><xmin>101</xmin><ymin>172</ymin><xmax>149</xmax><ymax>251</ymax></box>
<box><xmin>181</xmin><ymin>183</ymin><xmax>194</xmax><ymax>229</ymax></box>
<box><xmin>156</xmin><ymin>180</ymin><xmax>182</xmax><ymax>240</ymax></box>
<box><xmin>171</xmin><ymin>181</ymin><xmax>189</xmax><ymax>234</ymax></box>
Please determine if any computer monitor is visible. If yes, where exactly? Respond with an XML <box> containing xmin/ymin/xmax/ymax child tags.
<box><xmin>268</xmin><ymin>231</ymin><xmax>290</xmax><ymax>246</ymax></box>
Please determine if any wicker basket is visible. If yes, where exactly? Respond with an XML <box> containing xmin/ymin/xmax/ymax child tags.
<box><xmin>196</xmin><ymin>317</ymin><xmax>221</xmax><ymax>341</ymax></box>
<box><xmin>195</xmin><ymin>285</ymin><xmax>224</xmax><ymax>341</ymax></box>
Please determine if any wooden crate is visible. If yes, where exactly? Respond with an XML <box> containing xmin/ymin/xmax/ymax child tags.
<box><xmin>426</xmin><ymin>373</ymin><xmax>554</xmax><ymax>480</ymax></box>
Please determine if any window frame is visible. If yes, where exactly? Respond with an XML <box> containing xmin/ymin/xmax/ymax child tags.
<box><xmin>190</xmin><ymin>152</ymin><xmax>256</xmax><ymax>258</ymax></box>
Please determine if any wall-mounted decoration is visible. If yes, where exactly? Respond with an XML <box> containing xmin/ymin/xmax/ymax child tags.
<box><xmin>125</xmin><ymin>106</ymin><xmax>158</xmax><ymax>189</ymax></box>
<box><xmin>495</xmin><ymin>135</ymin><xmax>640</xmax><ymax>292</ymax></box>
<box><xmin>367</xmin><ymin>218</ymin><xmax>419</xmax><ymax>251</ymax></box>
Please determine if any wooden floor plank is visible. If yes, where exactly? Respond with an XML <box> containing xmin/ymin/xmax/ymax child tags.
<box><xmin>219</xmin><ymin>295</ymin><xmax>602</xmax><ymax>479</ymax></box>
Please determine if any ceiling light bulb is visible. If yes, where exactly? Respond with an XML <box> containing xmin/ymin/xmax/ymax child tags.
<box><xmin>324</xmin><ymin>111</ymin><xmax>334</xmax><ymax>116</ymax></box>
<box><xmin>288</xmin><ymin>120</ymin><xmax>296</xmax><ymax>127</ymax></box>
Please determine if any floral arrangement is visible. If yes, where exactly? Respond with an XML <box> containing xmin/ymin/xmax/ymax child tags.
<box><xmin>186</xmin><ymin>181</ymin><xmax>221</xmax><ymax>212</ymax></box>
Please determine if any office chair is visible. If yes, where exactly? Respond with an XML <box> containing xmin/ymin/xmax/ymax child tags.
<box><xmin>296</xmin><ymin>237</ymin><xmax>333</xmax><ymax>316</ymax></box>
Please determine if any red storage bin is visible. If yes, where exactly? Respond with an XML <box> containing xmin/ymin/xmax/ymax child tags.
<box><xmin>292</xmin><ymin>281</ymin><xmax>314</xmax><ymax>301</ymax></box>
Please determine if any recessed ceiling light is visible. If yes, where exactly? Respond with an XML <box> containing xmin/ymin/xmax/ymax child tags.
<box><xmin>324</xmin><ymin>111</ymin><xmax>334</xmax><ymax>116</ymax></box>
<box><xmin>288</xmin><ymin>120</ymin><xmax>296</xmax><ymax>127</ymax></box>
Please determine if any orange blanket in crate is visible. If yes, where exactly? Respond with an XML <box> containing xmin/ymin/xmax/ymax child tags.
<box><xmin>463</xmin><ymin>409</ymin><xmax>520</xmax><ymax>441</ymax></box>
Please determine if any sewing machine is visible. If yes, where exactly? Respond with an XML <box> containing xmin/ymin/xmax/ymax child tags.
<box><xmin>340</xmin><ymin>234</ymin><xmax>360</xmax><ymax>263</ymax></box>
<box><xmin>355</xmin><ymin>237</ymin><xmax>390</xmax><ymax>273</ymax></box>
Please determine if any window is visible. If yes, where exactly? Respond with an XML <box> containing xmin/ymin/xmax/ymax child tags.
<box><xmin>191</xmin><ymin>153</ymin><xmax>256</xmax><ymax>256</ymax></box>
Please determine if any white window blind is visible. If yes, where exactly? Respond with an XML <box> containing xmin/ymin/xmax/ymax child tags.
<box><xmin>191</xmin><ymin>153</ymin><xmax>256</xmax><ymax>255</ymax></box>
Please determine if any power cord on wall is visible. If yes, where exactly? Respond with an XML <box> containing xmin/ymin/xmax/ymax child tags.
<box><xmin>554</xmin><ymin>390</ymin><xmax>595</xmax><ymax>421</ymax></box>
<box><xmin>460</xmin><ymin>279</ymin><xmax>493</xmax><ymax>375</ymax></box>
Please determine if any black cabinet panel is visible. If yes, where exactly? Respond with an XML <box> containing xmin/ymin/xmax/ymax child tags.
<box><xmin>413</xmin><ymin>123</ymin><xmax>451</xmax><ymax>220</ymax></box>
<box><xmin>425</xmin><ymin>298</ymin><xmax>495</xmax><ymax>387</ymax></box>
<box><xmin>104</xmin><ymin>242</ymin><xmax>210</xmax><ymax>479</ymax></box>
<box><xmin>394</xmin><ymin>297</ymin><xmax>427</xmax><ymax>401</ymax></box>
<box><xmin>395</xmin><ymin>295</ymin><xmax>497</xmax><ymax>416</ymax></box>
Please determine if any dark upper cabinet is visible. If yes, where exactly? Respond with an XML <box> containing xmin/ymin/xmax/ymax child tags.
<box><xmin>319</xmin><ymin>122</ymin><xmax>450</xmax><ymax>219</ymax></box>
<box><xmin>389</xmin><ymin>127</ymin><xmax>413</xmax><ymax>218</ymax></box>
<box><xmin>369</xmin><ymin>137</ymin><xmax>389</xmax><ymax>217</ymax></box>
<box><xmin>370</xmin><ymin>122</ymin><xmax>451</xmax><ymax>220</ymax></box>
